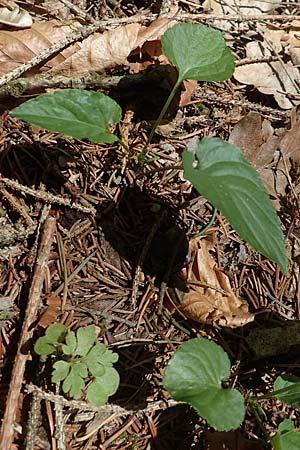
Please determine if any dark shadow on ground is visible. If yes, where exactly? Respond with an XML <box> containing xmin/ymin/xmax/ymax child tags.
<box><xmin>151</xmin><ymin>404</ymin><xmax>203</xmax><ymax>450</ymax></box>
<box><xmin>98</xmin><ymin>185</ymin><xmax>189</xmax><ymax>286</ymax></box>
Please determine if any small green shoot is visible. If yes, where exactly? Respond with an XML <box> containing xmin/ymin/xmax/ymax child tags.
<box><xmin>147</xmin><ymin>23</ymin><xmax>235</xmax><ymax>143</ymax></box>
<box><xmin>35</xmin><ymin>324</ymin><xmax>119</xmax><ymax>406</ymax></box>
<box><xmin>34</xmin><ymin>323</ymin><xmax>67</xmax><ymax>356</ymax></box>
<box><xmin>163</xmin><ymin>338</ymin><xmax>245</xmax><ymax>431</ymax></box>
<box><xmin>11</xmin><ymin>89</ymin><xmax>121</xmax><ymax>143</ymax></box>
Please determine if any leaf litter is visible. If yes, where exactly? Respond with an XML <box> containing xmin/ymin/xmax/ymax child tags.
<box><xmin>177</xmin><ymin>238</ymin><xmax>254</xmax><ymax>327</ymax></box>
<box><xmin>1</xmin><ymin>1</ymin><xmax>300</xmax><ymax>449</ymax></box>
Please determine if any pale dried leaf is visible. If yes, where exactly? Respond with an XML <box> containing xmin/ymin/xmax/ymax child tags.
<box><xmin>51</xmin><ymin>23</ymin><xmax>141</xmax><ymax>75</ymax></box>
<box><xmin>0</xmin><ymin>20</ymin><xmax>141</xmax><ymax>77</ymax></box>
<box><xmin>0</xmin><ymin>20</ymin><xmax>82</xmax><ymax>75</ymax></box>
<box><xmin>265</xmin><ymin>25</ymin><xmax>300</xmax><ymax>65</ymax></box>
<box><xmin>203</xmin><ymin>0</ymin><xmax>282</xmax><ymax>15</ymax></box>
<box><xmin>234</xmin><ymin>41</ymin><xmax>300</xmax><ymax>109</ymax></box>
<box><xmin>179</xmin><ymin>80</ymin><xmax>198</xmax><ymax>107</ymax></box>
<box><xmin>202</xmin><ymin>0</ymin><xmax>282</xmax><ymax>31</ymax></box>
<box><xmin>0</xmin><ymin>6</ymin><xmax>32</xmax><ymax>28</ymax></box>
<box><xmin>178</xmin><ymin>239</ymin><xmax>254</xmax><ymax>328</ymax></box>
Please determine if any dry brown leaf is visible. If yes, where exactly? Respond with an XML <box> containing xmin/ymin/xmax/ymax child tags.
<box><xmin>229</xmin><ymin>112</ymin><xmax>288</xmax><ymax>204</ymax></box>
<box><xmin>0</xmin><ymin>6</ymin><xmax>32</xmax><ymax>28</ymax></box>
<box><xmin>279</xmin><ymin>119</ymin><xmax>300</xmax><ymax>163</ymax></box>
<box><xmin>38</xmin><ymin>293</ymin><xmax>61</xmax><ymax>328</ymax></box>
<box><xmin>178</xmin><ymin>239</ymin><xmax>254</xmax><ymax>328</ymax></box>
<box><xmin>52</xmin><ymin>22</ymin><xmax>141</xmax><ymax>75</ymax></box>
<box><xmin>229</xmin><ymin>112</ymin><xmax>275</xmax><ymax>168</ymax></box>
<box><xmin>0</xmin><ymin>20</ymin><xmax>141</xmax><ymax>76</ymax></box>
<box><xmin>0</xmin><ymin>16</ymin><xmax>183</xmax><ymax>80</ymax></box>
<box><xmin>234</xmin><ymin>41</ymin><xmax>300</xmax><ymax>109</ymax></box>
<box><xmin>0</xmin><ymin>20</ymin><xmax>81</xmax><ymax>75</ymax></box>
<box><xmin>133</xmin><ymin>15</ymin><xmax>178</xmax><ymax>49</ymax></box>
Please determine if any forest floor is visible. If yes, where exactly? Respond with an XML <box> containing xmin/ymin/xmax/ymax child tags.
<box><xmin>1</xmin><ymin>0</ymin><xmax>300</xmax><ymax>449</ymax></box>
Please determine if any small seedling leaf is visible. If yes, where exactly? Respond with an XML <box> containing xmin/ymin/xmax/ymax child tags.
<box><xmin>271</xmin><ymin>419</ymin><xmax>300</xmax><ymax>450</ymax></box>
<box><xmin>274</xmin><ymin>375</ymin><xmax>300</xmax><ymax>405</ymax></box>
<box><xmin>34</xmin><ymin>323</ymin><xmax>67</xmax><ymax>355</ymax></box>
<box><xmin>163</xmin><ymin>338</ymin><xmax>245</xmax><ymax>431</ymax></box>
<box><xmin>86</xmin><ymin>367</ymin><xmax>120</xmax><ymax>406</ymax></box>
<box><xmin>45</xmin><ymin>323</ymin><xmax>67</xmax><ymax>342</ymax></box>
<box><xmin>86</xmin><ymin>379</ymin><xmax>109</xmax><ymax>407</ymax></box>
<box><xmin>52</xmin><ymin>360</ymin><xmax>70</xmax><ymax>383</ymax></box>
<box><xmin>62</xmin><ymin>361</ymin><xmax>88</xmax><ymax>399</ymax></box>
<box><xmin>74</xmin><ymin>326</ymin><xmax>96</xmax><ymax>357</ymax></box>
<box><xmin>183</xmin><ymin>137</ymin><xmax>288</xmax><ymax>273</ymax></box>
<box><xmin>10</xmin><ymin>89</ymin><xmax>121</xmax><ymax>143</ymax></box>
<box><xmin>96</xmin><ymin>367</ymin><xmax>120</xmax><ymax>396</ymax></box>
<box><xmin>162</xmin><ymin>23</ymin><xmax>235</xmax><ymax>83</ymax></box>
<box><xmin>62</xmin><ymin>331</ymin><xmax>76</xmax><ymax>355</ymax></box>
<box><xmin>34</xmin><ymin>337</ymin><xmax>56</xmax><ymax>356</ymax></box>
<box><xmin>85</xmin><ymin>343</ymin><xmax>118</xmax><ymax>377</ymax></box>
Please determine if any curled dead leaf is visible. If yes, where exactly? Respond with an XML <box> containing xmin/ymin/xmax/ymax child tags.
<box><xmin>0</xmin><ymin>6</ymin><xmax>32</xmax><ymax>28</ymax></box>
<box><xmin>178</xmin><ymin>239</ymin><xmax>254</xmax><ymax>328</ymax></box>
<box><xmin>234</xmin><ymin>41</ymin><xmax>300</xmax><ymax>109</ymax></box>
<box><xmin>0</xmin><ymin>20</ymin><xmax>141</xmax><ymax>76</ymax></box>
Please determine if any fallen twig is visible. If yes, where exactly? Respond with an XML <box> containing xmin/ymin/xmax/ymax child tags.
<box><xmin>0</xmin><ymin>216</ymin><xmax>56</xmax><ymax>448</ymax></box>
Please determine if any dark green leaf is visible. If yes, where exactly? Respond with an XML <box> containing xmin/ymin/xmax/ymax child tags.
<box><xmin>162</xmin><ymin>23</ymin><xmax>235</xmax><ymax>83</ymax></box>
<box><xmin>163</xmin><ymin>338</ymin><xmax>245</xmax><ymax>431</ymax></box>
<box><xmin>183</xmin><ymin>137</ymin><xmax>287</xmax><ymax>273</ymax></box>
<box><xmin>271</xmin><ymin>419</ymin><xmax>300</xmax><ymax>450</ymax></box>
<box><xmin>274</xmin><ymin>375</ymin><xmax>300</xmax><ymax>405</ymax></box>
<box><xmin>11</xmin><ymin>89</ymin><xmax>121</xmax><ymax>143</ymax></box>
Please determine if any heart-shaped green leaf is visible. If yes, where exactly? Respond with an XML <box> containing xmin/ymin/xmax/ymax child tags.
<box><xmin>163</xmin><ymin>338</ymin><xmax>245</xmax><ymax>431</ymax></box>
<box><xmin>162</xmin><ymin>23</ymin><xmax>235</xmax><ymax>83</ymax></box>
<box><xmin>271</xmin><ymin>420</ymin><xmax>300</xmax><ymax>450</ymax></box>
<box><xmin>10</xmin><ymin>89</ymin><xmax>121</xmax><ymax>143</ymax></box>
<box><xmin>183</xmin><ymin>137</ymin><xmax>288</xmax><ymax>273</ymax></box>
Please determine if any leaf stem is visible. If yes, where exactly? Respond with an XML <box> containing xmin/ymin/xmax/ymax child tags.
<box><xmin>146</xmin><ymin>78</ymin><xmax>182</xmax><ymax>147</ymax></box>
<box><xmin>193</xmin><ymin>207</ymin><xmax>217</xmax><ymax>238</ymax></box>
<box><xmin>251</xmin><ymin>383</ymin><xmax>300</xmax><ymax>401</ymax></box>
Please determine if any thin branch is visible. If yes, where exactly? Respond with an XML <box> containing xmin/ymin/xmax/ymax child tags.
<box><xmin>0</xmin><ymin>216</ymin><xmax>56</xmax><ymax>449</ymax></box>
<box><xmin>25</xmin><ymin>384</ymin><xmax>183</xmax><ymax>415</ymax></box>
